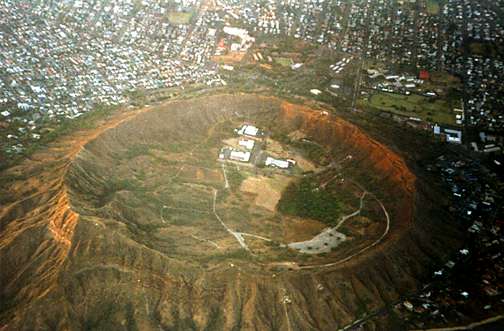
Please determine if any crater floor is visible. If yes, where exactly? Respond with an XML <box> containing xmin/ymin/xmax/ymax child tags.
<box><xmin>67</xmin><ymin>100</ymin><xmax>390</xmax><ymax>269</ymax></box>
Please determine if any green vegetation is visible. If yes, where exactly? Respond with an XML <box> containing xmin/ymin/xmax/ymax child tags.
<box><xmin>274</xmin><ymin>57</ymin><xmax>293</xmax><ymax>67</ymax></box>
<box><xmin>426</xmin><ymin>0</ymin><xmax>440</xmax><ymax>15</ymax></box>
<box><xmin>226</xmin><ymin>166</ymin><xmax>248</xmax><ymax>190</ymax></box>
<box><xmin>362</xmin><ymin>92</ymin><xmax>456</xmax><ymax>125</ymax></box>
<box><xmin>124</xmin><ymin>144</ymin><xmax>152</xmax><ymax>159</ymax></box>
<box><xmin>96</xmin><ymin>177</ymin><xmax>146</xmax><ymax>208</ymax></box>
<box><xmin>196</xmin><ymin>249</ymin><xmax>253</xmax><ymax>263</ymax></box>
<box><xmin>167</xmin><ymin>11</ymin><xmax>194</xmax><ymax>25</ymax></box>
<box><xmin>40</xmin><ymin>104</ymin><xmax>118</xmax><ymax>143</ymax></box>
<box><xmin>291</xmin><ymin>140</ymin><xmax>328</xmax><ymax>165</ymax></box>
<box><xmin>278</xmin><ymin>176</ymin><xmax>342</xmax><ymax>225</ymax></box>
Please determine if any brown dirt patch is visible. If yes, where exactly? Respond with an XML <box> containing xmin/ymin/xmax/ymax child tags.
<box><xmin>179</xmin><ymin>165</ymin><xmax>223</xmax><ymax>183</ymax></box>
<box><xmin>291</xmin><ymin>155</ymin><xmax>317</xmax><ymax>172</ymax></box>
<box><xmin>222</xmin><ymin>137</ymin><xmax>241</xmax><ymax>148</ymax></box>
<box><xmin>211</xmin><ymin>52</ymin><xmax>245</xmax><ymax>64</ymax></box>
<box><xmin>282</xmin><ymin>216</ymin><xmax>327</xmax><ymax>242</ymax></box>
<box><xmin>265</xmin><ymin>138</ymin><xmax>285</xmax><ymax>156</ymax></box>
<box><xmin>240</xmin><ymin>175</ymin><xmax>291</xmax><ymax>212</ymax></box>
<box><xmin>287</xmin><ymin>130</ymin><xmax>307</xmax><ymax>140</ymax></box>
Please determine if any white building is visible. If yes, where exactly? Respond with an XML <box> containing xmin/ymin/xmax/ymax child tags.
<box><xmin>265</xmin><ymin>157</ymin><xmax>295</xmax><ymax>169</ymax></box>
<box><xmin>444</xmin><ymin>129</ymin><xmax>462</xmax><ymax>144</ymax></box>
<box><xmin>238</xmin><ymin>139</ymin><xmax>255</xmax><ymax>150</ymax></box>
<box><xmin>236</xmin><ymin>124</ymin><xmax>260</xmax><ymax>137</ymax></box>
<box><xmin>434</xmin><ymin>125</ymin><xmax>462</xmax><ymax>144</ymax></box>
<box><xmin>230</xmin><ymin>150</ymin><xmax>251</xmax><ymax>162</ymax></box>
<box><xmin>223</xmin><ymin>26</ymin><xmax>255</xmax><ymax>50</ymax></box>
<box><xmin>291</xmin><ymin>63</ymin><xmax>303</xmax><ymax>70</ymax></box>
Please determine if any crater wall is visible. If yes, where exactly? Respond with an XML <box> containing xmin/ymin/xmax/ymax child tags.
<box><xmin>0</xmin><ymin>94</ymin><xmax>461</xmax><ymax>330</ymax></box>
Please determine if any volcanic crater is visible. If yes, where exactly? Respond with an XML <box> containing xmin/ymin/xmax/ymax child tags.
<box><xmin>0</xmin><ymin>94</ymin><xmax>461</xmax><ymax>330</ymax></box>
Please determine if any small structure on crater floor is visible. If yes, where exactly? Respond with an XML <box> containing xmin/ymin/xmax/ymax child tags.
<box><xmin>238</xmin><ymin>139</ymin><xmax>255</xmax><ymax>150</ymax></box>
<box><xmin>235</xmin><ymin>124</ymin><xmax>263</xmax><ymax>138</ymax></box>
<box><xmin>219</xmin><ymin>147</ymin><xmax>251</xmax><ymax>163</ymax></box>
<box><xmin>264</xmin><ymin>156</ymin><xmax>296</xmax><ymax>169</ymax></box>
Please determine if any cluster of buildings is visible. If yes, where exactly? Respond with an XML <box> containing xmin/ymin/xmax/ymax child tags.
<box><xmin>329</xmin><ymin>57</ymin><xmax>352</xmax><ymax>75</ymax></box>
<box><xmin>222</xmin><ymin>27</ymin><xmax>255</xmax><ymax>53</ymax></box>
<box><xmin>219</xmin><ymin>124</ymin><xmax>261</xmax><ymax>164</ymax></box>
<box><xmin>433</xmin><ymin>125</ymin><xmax>463</xmax><ymax>144</ymax></box>
<box><xmin>341</xmin><ymin>0</ymin><xmax>445</xmax><ymax>72</ymax></box>
<box><xmin>396</xmin><ymin>153</ymin><xmax>503</xmax><ymax>328</ymax></box>
<box><xmin>336</xmin><ymin>0</ymin><xmax>504</xmax><ymax>150</ymax></box>
<box><xmin>442</xmin><ymin>0</ymin><xmax>504</xmax><ymax>142</ymax></box>
<box><xmin>343</xmin><ymin>0</ymin><xmax>414</xmax><ymax>64</ymax></box>
<box><xmin>366</xmin><ymin>70</ymin><xmax>428</xmax><ymax>96</ymax></box>
<box><xmin>219</xmin><ymin>124</ymin><xmax>295</xmax><ymax>170</ymax></box>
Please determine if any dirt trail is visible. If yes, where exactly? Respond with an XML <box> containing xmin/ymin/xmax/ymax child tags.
<box><xmin>212</xmin><ymin>189</ymin><xmax>249</xmax><ymax>250</ymax></box>
<box><xmin>333</xmin><ymin>191</ymin><xmax>367</xmax><ymax>230</ymax></box>
<box><xmin>221</xmin><ymin>163</ymin><xmax>230</xmax><ymax>189</ymax></box>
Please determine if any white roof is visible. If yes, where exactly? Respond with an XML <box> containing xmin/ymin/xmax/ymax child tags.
<box><xmin>239</xmin><ymin>139</ymin><xmax>255</xmax><ymax>150</ymax></box>
<box><xmin>230</xmin><ymin>150</ymin><xmax>251</xmax><ymax>162</ymax></box>
<box><xmin>291</xmin><ymin>63</ymin><xmax>303</xmax><ymax>70</ymax></box>
<box><xmin>244</xmin><ymin>125</ymin><xmax>259</xmax><ymax>136</ymax></box>
<box><xmin>238</xmin><ymin>124</ymin><xmax>259</xmax><ymax>137</ymax></box>
<box><xmin>265</xmin><ymin>157</ymin><xmax>290</xmax><ymax>169</ymax></box>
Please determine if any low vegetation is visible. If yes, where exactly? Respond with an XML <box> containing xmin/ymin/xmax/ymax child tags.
<box><xmin>291</xmin><ymin>140</ymin><xmax>329</xmax><ymax>165</ymax></box>
<box><xmin>363</xmin><ymin>92</ymin><xmax>456</xmax><ymax>125</ymax></box>
<box><xmin>167</xmin><ymin>11</ymin><xmax>193</xmax><ymax>25</ymax></box>
<box><xmin>426</xmin><ymin>0</ymin><xmax>440</xmax><ymax>15</ymax></box>
<box><xmin>278</xmin><ymin>176</ymin><xmax>342</xmax><ymax>225</ymax></box>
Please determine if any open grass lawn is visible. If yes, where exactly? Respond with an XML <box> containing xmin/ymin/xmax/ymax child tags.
<box><xmin>274</xmin><ymin>57</ymin><xmax>293</xmax><ymax>67</ymax></box>
<box><xmin>167</xmin><ymin>11</ymin><xmax>193</xmax><ymax>25</ymax></box>
<box><xmin>365</xmin><ymin>92</ymin><xmax>456</xmax><ymax>125</ymax></box>
<box><xmin>427</xmin><ymin>0</ymin><xmax>440</xmax><ymax>15</ymax></box>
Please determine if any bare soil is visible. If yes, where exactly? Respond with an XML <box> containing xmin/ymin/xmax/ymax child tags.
<box><xmin>240</xmin><ymin>175</ymin><xmax>292</xmax><ymax>212</ymax></box>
